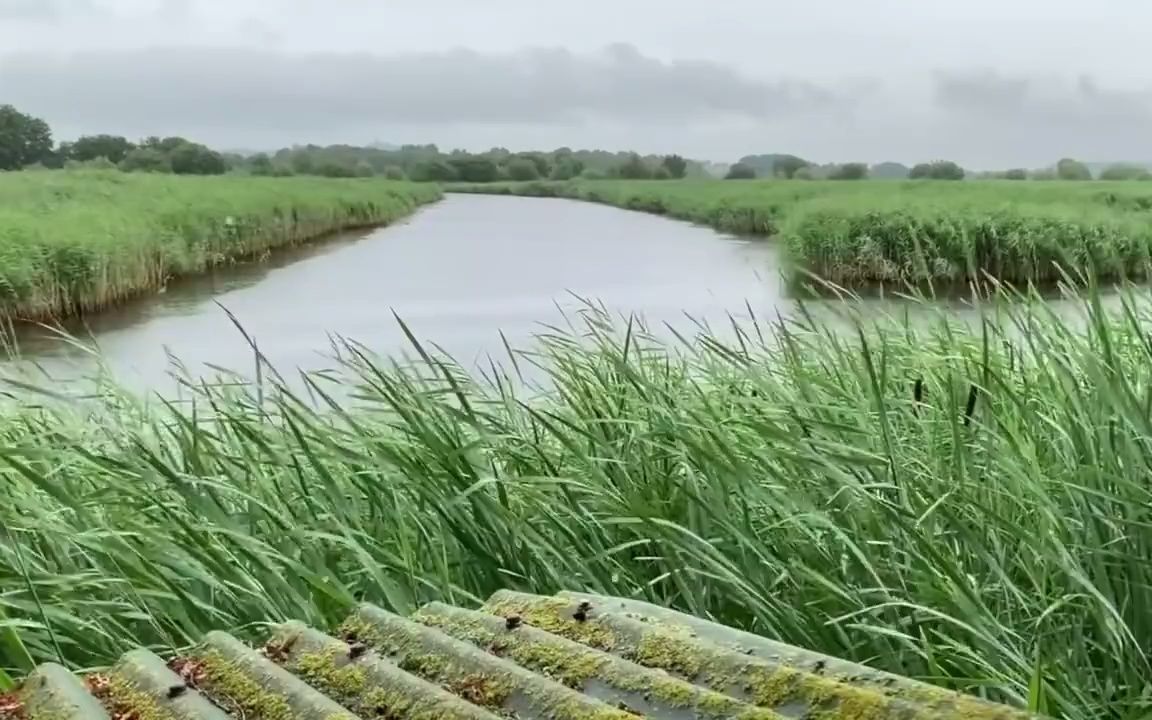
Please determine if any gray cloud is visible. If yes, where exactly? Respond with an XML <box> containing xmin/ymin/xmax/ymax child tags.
<box><xmin>934</xmin><ymin>69</ymin><xmax>1152</xmax><ymax>124</ymax></box>
<box><xmin>0</xmin><ymin>0</ymin><xmax>101</xmax><ymax>20</ymax></box>
<box><xmin>928</xmin><ymin>70</ymin><xmax>1152</xmax><ymax>166</ymax></box>
<box><xmin>0</xmin><ymin>44</ymin><xmax>852</xmax><ymax>141</ymax></box>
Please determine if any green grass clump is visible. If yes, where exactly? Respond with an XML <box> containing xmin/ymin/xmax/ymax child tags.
<box><xmin>449</xmin><ymin>179</ymin><xmax>1152</xmax><ymax>287</ymax></box>
<box><xmin>0</xmin><ymin>171</ymin><xmax>441</xmax><ymax>321</ymax></box>
<box><xmin>0</xmin><ymin>287</ymin><xmax>1149</xmax><ymax>718</ymax></box>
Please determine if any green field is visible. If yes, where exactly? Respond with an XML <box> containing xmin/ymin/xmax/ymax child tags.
<box><xmin>0</xmin><ymin>171</ymin><xmax>441</xmax><ymax>322</ymax></box>
<box><xmin>450</xmin><ymin>179</ymin><xmax>1152</xmax><ymax>288</ymax></box>
<box><xmin>0</xmin><ymin>289</ymin><xmax>1149</xmax><ymax>719</ymax></box>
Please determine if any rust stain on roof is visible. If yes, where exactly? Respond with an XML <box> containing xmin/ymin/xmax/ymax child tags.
<box><xmin>6</xmin><ymin>590</ymin><xmax>1039</xmax><ymax>719</ymax></box>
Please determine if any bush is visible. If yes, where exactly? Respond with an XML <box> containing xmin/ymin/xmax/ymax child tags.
<box><xmin>65</xmin><ymin>157</ymin><xmax>118</xmax><ymax>171</ymax></box>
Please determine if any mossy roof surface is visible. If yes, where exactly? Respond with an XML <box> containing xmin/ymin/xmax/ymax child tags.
<box><xmin>10</xmin><ymin>590</ymin><xmax>1040</xmax><ymax>720</ymax></box>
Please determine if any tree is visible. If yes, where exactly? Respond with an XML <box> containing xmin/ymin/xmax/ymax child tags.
<box><xmin>652</xmin><ymin>166</ymin><xmax>673</xmax><ymax>180</ymax></box>
<box><xmin>517</xmin><ymin>153</ymin><xmax>552</xmax><ymax>178</ymax></box>
<box><xmin>736</xmin><ymin>154</ymin><xmax>807</xmax><ymax>178</ymax></box>
<box><xmin>248</xmin><ymin>153</ymin><xmax>275</xmax><ymax>176</ymax></box>
<box><xmin>725</xmin><ymin>163</ymin><xmax>757</xmax><ymax>180</ymax></box>
<box><xmin>1003</xmin><ymin>168</ymin><xmax>1028</xmax><ymax>180</ymax></box>
<box><xmin>1056</xmin><ymin>158</ymin><xmax>1092</xmax><ymax>181</ymax></box>
<box><xmin>1099</xmin><ymin>164</ymin><xmax>1151</xmax><ymax>181</ymax></box>
<box><xmin>616</xmin><ymin>153</ymin><xmax>653</xmax><ymax>179</ymax></box>
<box><xmin>909</xmin><ymin>160</ymin><xmax>964</xmax><ymax>180</ymax></box>
<box><xmin>409</xmin><ymin>160</ymin><xmax>458</xmax><ymax>182</ymax></box>
<box><xmin>169</xmin><ymin>142</ymin><xmax>227</xmax><ymax>175</ymax></box>
<box><xmin>141</xmin><ymin>136</ymin><xmax>194</xmax><ymax>155</ymax></box>
<box><xmin>382</xmin><ymin>165</ymin><xmax>407</xmax><ymax>181</ymax></box>
<box><xmin>772</xmin><ymin>154</ymin><xmax>810</xmax><ymax>179</ymax></box>
<box><xmin>505</xmin><ymin>157</ymin><xmax>541</xmax><ymax>181</ymax></box>
<box><xmin>353</xmin><ymin>160</ymin><xmax>375</xmax><ymax>177</ymax></box>
<box><xmin>119</xmin><ymin>147</ymin><xmax>172</xmax><ymax>173</ymax></box>
<box><xmin>0</xmin><ymin>105</ymin><xmax>53</xmax><ymax>170</ymax></box>
<box><xmin>870</xmin><ymin>162</ymin><xmax>910</xmax><ymax>179</ymax></box>
<box><xmin>315</xmin><ymin>161</ymin><xmax>356</xmax><ymax>178</ymax></box>
<box><xmin>69</xmin><ymin>135</ymin><xmax>135</xmax><ymax>164</ymax></box>
<box><xmin>290</xmin><ymin>152</ymin><xmax>315</xmax><ymax>175</ymax></box>
<box><xmin>828</xmin><ymin>162</ymin><xmax>869</xmax><ymax>180</ymax></box>
<box><xmin>448</xmin><ymin>156</ymin><xmax>499</xmax><ymax>182</ymax></box>
<box><xmin>550</xmin><ymin>158</ymin><xmax>585</xmax><ymax>180</ymax></box>
<box><xmin>793</xmin><ymin>166</ymin><xmax>816</xmax><ymax>180</ymax></box>
<box><xmin>661</xmin><ymin>154</ymin><xmax>688</xmax><ymax>179</ymax></box>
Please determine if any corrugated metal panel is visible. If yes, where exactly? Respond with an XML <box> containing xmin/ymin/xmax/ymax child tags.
<box><xmin>5</xmin><ymin>590</ymin><xmax>1038</xmax><ymax>719</ymax></box>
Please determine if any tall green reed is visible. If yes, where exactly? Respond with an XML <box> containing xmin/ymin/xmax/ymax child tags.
<box><xmin>449</xmin><ymin>179</ymin><xmax>1152</xmax><ymax>289</ymax></box>
<box><xmin>0</xmin><ymin>171</ymin><xmax>441</xmax><ymax>322</ymax></box>
<box><xmin>0</xmin><ymin>285</ymin><xmax>1150</xmax><ymax>717</ymax></box>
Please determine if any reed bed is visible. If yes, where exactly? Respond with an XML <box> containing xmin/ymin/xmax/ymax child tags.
<box><xmin>0</xmin><ymin>287</ymin><xmax>1149</xmax><ymax>718</ymax></box>
<box><xmin>0</xmin><ymin>171</ymin><xmax>441</xmax><ymax>321</ymax></box>
<box><xmin>450</xmin><ymin>179</ymin><xmax>1152</xmax><ymax>287</ymax></box>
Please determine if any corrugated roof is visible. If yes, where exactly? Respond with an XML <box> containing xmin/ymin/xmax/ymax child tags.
<box><xmin>4</xmin><ymin>590</ymin><xmax>1039</xmax><ymax>719</ymax></box>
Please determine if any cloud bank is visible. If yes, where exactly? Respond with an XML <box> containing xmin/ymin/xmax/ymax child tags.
<box><xmin>0</xmin><ymin>0</ymin><xmax>99</xmax><ymax>20</ymax></box>
<box><xmin>0</xmin><ymin>44</ymin><xmax>850</xmax><ymax>136</ymax></box>
<box><xmin>2</xmin><ymin>40</ymin><xmax>1151</xmax><ymax>166</ymax></box>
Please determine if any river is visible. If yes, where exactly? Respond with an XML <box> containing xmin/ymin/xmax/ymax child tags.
<box><xmin>4</xmin><ymin>195</ymin><xmax>792</xmax><ymax>393</ymax></box>
<box><xmin>1</xmin><ymin>194</ymin><xmax>1125</xmax><ymax>396</ymax></box>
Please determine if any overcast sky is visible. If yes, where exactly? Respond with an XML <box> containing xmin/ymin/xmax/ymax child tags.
<box><xmin>1</xmin><ymin>0</ymin><xmax>1149</xmax><ymax>168</ymax></box>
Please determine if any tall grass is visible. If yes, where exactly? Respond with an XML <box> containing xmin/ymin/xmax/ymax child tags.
<box><xmin>450</xmin><ymin>179</ymin><xmax>1152</xmax><ymax>288</ymax></box>
<box><xmin>0</xmin><ymin>287</ymin><xmax>1149</xmax><ymax>718</ymax></box>
<box><xmin>0</xmin><ymin>171</ymin><xmax>441</xmax><ymax>321</ymax></box>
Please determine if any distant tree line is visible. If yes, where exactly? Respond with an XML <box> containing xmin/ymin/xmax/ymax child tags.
<box><xmin>726</xmin><ymin>153</ymin><xmax>1152</xmax><ymax>182</ymax></box>
<box><xmin>978</xmin><ymin>158</ymin><xmax>1152</xmax><ymax>181</ymax></box>
<box><xmin>0</xmin><ymin>105</ymin><xmax>702</xmax><ymax>181</ymax></box>
<box><xmin>728</xmin><ymin>154</ymin><xmax>959</xmax><ymax>181</ymax></box>
<box><xmin>253</xmin><ymin>145</ymin><xmax>701</xmax><ymax>182</ymax></box>
<box><xmin>4</xmin><ymin>104</ymin><xmax>1149</xmax><ymax>184</ymax></box>
<box><xmin>0</xmin><ymin>105</ymin><xmax>228</xmax><ymax>174</ymax></box>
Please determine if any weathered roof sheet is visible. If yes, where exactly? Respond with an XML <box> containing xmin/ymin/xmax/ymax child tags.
<box><xmin>5</xmin><ymin>590</ymin><xmax>1038</xmax><ymax>720</ymax></box>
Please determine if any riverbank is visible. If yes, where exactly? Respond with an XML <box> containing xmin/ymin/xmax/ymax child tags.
<box><xmin>449</xmin><ymin>179</ymin><xmax>1152</xmax><ymax>288</ymax></box>
<box><xmin>0</xmin><ymin>288</ymin><xmax>1146</xmax><ymax>719</ymax></box>
<box><xmin>0</xmin><ymin>171</ymin><xmax>441</xmax><ymax>322</ymax></box>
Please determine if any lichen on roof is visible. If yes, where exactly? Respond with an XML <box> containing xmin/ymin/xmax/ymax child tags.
<box><xmin>6</xmin><ymin>589</ymin><xmax>1039</xmax><ymax>720</ymax></box>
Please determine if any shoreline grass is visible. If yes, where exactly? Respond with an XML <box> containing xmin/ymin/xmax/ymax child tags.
<box><xmin>449</xmin><ymin>179</ymin><xmax>1152</xmax><ymax>289</ymax></box>
<box><xmin>0</xmin><ymin>287</ymin><xmax>1149</xmax><ymax>718</ymax></box>
<box><xmin>0</xmin><ymin>171</ymin><xmax>441</xmax><ymax>322</ymax></box>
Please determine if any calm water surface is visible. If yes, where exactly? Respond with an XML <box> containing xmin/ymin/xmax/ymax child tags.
<box><xmin>6</xmin><ymin>195</ymin><xmax>797</xmax><ymax>392</ymax></box>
